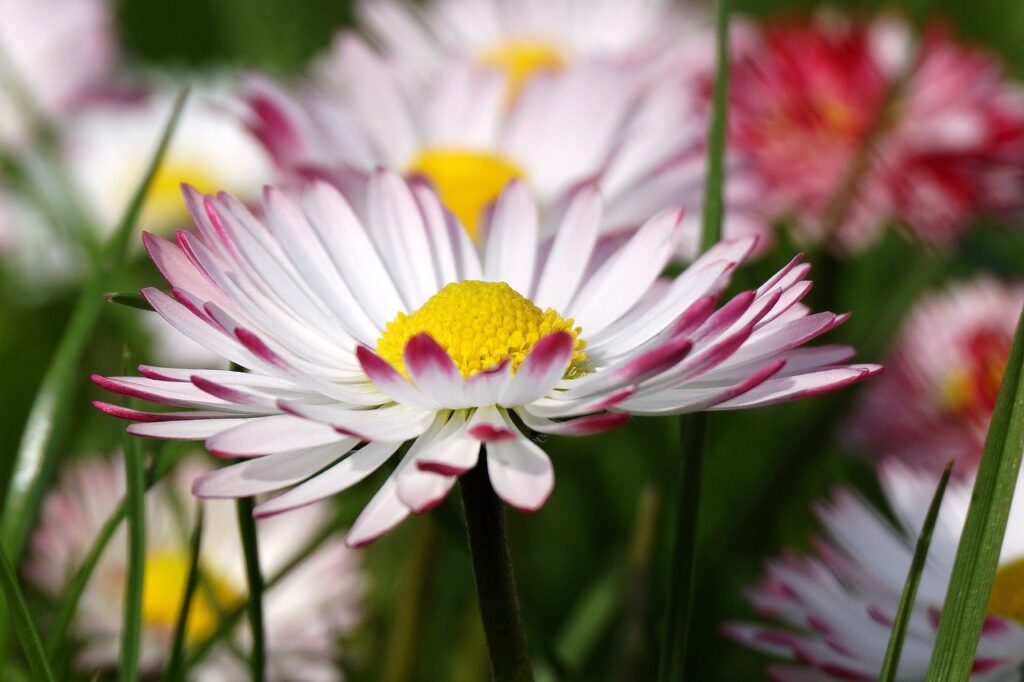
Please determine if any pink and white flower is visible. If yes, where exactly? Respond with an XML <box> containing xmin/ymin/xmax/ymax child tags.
<box><xmin>0</xmin><ymin>0</ymin><xmax>114</xmax><ymax>148</ymax></box>
<box><xmin>728</xmin><ymin>15</ymin><xmax>1024</xmax><ymax>252</ymax></box>
<box><xmin>847</xmin><ymin>277</ymin><xmax>1023</xmax><ymax>475</ymax></box>
<box><xmin>725</xmin><ymin>461</ymin><xmax>1024</xmax><ymax>681</ymax></box>
<box><xmin>241</xmin><ymin>35</ymin><xmax>768</xmax><ymax>260</ymax></box>
<box><xmin>93</xmin><ymin>172</ymin><xmax>878</xmax><ymax>546</ymax></box>
<box><xmin>25</xmin><ymin>456</ymin><xmax>364</xmax><ymax>680</ymax></box>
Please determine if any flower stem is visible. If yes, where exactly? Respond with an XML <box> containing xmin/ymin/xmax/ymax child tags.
<box><xmin>657</xmin><ymin>412</ymin><xmax>707</xmax><ymax>682</ymax></box>
<box><xmin>235</xmin><ymin>498</ymin><xmax>265</xmax><ymax>682</ymax></box>
<box><xmin>459</xmin><ymin>458</ymin><xmax>534</xmax><ymax>682</ymax></box>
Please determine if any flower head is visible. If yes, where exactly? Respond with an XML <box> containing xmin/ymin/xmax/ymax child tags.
<box><xmin>354</xmin><ymin>0</ymin><xmax>711</xmax><ymax>92</ymax></box>
<box><xmin>729</xmin><ymin>15</ymin><xmax>1024</xmax><ymax>252</ymax></box>
<box><xmin>241</xmin><ymin>34</ymin><xmax>768</xmax><ymax>260</ymax></box>
<box><xmin>0</xmin><ymin>0</ymin><xmax>114</xmax><ymax>148</ymax></box>
<box><xmin>847</xmin><ymin>277</ymin><xmax>1023</xmax><ymax>474</ymax></box>
<box><xmin>725</xmin><ymin>461</ymin><xmax>1024</xmax><ymax>680</ymax></box>
<box><xmin>94</xmin><ymin>172</ymin><xmax>878</xmax><ymax>546</ymax></box>
<box><xmin>24</xmin><ymin>456</ymin><xmax>364</xmax><ymax>679</ymax></box>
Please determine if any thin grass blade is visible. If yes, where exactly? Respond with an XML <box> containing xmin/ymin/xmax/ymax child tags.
<box><xmin>880</xmin><ymin>461</ymin><xmax>953</xmax><ymax>681</ymax></box>
<box><xmin>0</xmin><ymin>545</ymin><xmax>54</xmax><ymax>682</ymax></box>
<box><xmin>698</xmin><ymin>0</ymin><xmax>730</xmax><ymax>252</ymax></box>
<box><xmin>236</xmin><ymin>497</ymin><xmax>266</xmax><ymax>682</ymax></box>
<box><xmin>1</xmin><ymin>89</ymin><xmax>189</xmax><ymax>563</ymax></box>
<box><xmin>925</xmin><ymin>307</ymin><xmax>1024</xmax><ymax>679</ymax></box>
<box><xmin>166</xmin><ymin>505</ymin><xmax>204</xmax><ymax>682</ymax></box>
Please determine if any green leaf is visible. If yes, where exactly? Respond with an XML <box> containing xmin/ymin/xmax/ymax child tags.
<box><xmin>104</xmin><ymin>292</ymin><xmax>155</xmax><ymax>311</ymax></box>
<box><xmin>236</xmin><ymin>498</ymin><xmax>266</xmax><ymax>682</ymax></box>
<box><xmin>880</xmin><ymin>461</ymin><xmax>953</xmax><ymax>681</ymax></box>
<box><xmin>699</xmin><ymin>0</ymin><xmax>730</xmax><ymax>252</ymax></box>
<box><xmin>926</xmin><ymin>307</ymin><xmax>1024</xmax><ymax>679</ymax></box>
<box><xmin>0</xmin><ymin>544</ymin><xmax>55</xmax><ymax>682</ymax></box>
<box><xmin>166</xmin><ymin>505</ymin><xmax>204</xmax><ymax>682</ymax></box>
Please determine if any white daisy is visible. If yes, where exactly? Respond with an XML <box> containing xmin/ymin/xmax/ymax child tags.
<box><xmin>93</xmin><ymin>172</ymin><xmax>878</xmax><ymax>546</ymax></box>
<box><xmin>725</xmin><ymin>461</ymin><xmax>1024</xmax><ymax>681</ymax></box>
<box><xmin>24</xmin><ymin>455</ymin><xmax>364</xmax><ymax>680</ymax></box>
<box><xmin>241</xmin><ymin>36</ymin><xmax>768</xmax><ymax>260</ymax></box>
<box><xmin>0</xmin><ymin>0</ymin><xmax>114</xmax><ymax>148</ymax></box>
<box><xmin>354</xmin><ymin>0</ymin><xmax>713</xmax><ymax>93</ymax></box>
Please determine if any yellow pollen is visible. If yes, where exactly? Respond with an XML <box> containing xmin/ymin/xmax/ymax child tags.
<box><xmin>478</xmin><ymin>40</ymin><xmax>567</xmax><ymax>101</ymax></box>
<box><xmin>408</xmin><ymin>148</ymin><xmax>524</xmax><ymax>241</ymax></box>
<box><xmin>376</xmin><ymin>280</ymin><xmax>587</xmax><ymax>379</ymax></box>
<box><xmin>988</xmin><ymin>557</ymin><xmax>1024</xmax><ymax>625</ymax></box>
<box><xmin>137</xmin><ymin>160</ymin><xmax>221</xmax><ymax>231</ymax></box>
<box><xmin>141</xmin><ymin>551</ymin><xmax>239</xmax><ymax>643</ymax></box>
<box><xmin>939</xmin><ymin>369</ymin><xmax>975</xmax><ymax>415</ymax></box>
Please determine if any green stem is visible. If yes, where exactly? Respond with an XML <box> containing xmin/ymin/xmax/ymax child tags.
<box><xmin>236</xmin><ymin>498</ymin><xmax>265</xmax><ymax>682</ymax></box>
<box><xmin>699</xmin><ymin>0</ymin><xmax>730</xmax><ymax>252</ymax></box>
<box><xmin>656</xmin><ymin>413</ymin><xmax>707</xmax><ymax>682</ymax></box>
<box><xmin>459</xmin><ymin>458</ymin><xmax>533</xmax><ymax>682</ymax></box>
<box><xmin>166</xmin><ymin>505</ymin><xmax>205</xmax><ymax>682</ymax></box>
<box><xmin>119</xmin><ymin>431</ymin><xmax>146</xmax><ymax>682</ymax></box>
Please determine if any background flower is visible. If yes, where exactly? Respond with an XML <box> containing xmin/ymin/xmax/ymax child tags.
<box><xmin>725</xmin><ymin>461</ymin><xmax>1024</xmax><ymax>680</ymax></box>
<box><xmin>24</xmin><ymin>455</ymin><xmax>365</xmax><ymax>680</ymax></box>
<box><xmin>847</xmin><ymin>277</ymin><xmax>1024</xmax><ymax>474</ymax></box>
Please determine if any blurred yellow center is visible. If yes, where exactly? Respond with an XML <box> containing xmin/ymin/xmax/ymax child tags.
<box><xmin>376</xmin><ymin>280</ymin><xmax>586</xmax><ymax>379</ymax></box>
<box><xmin>408</xmin><ymin>148</ymin><xmax>524</xmax><ymax>241</ymax></box>
<box><xmin>141</xmin><ymin>160</ymin><xmax>221</xmax><ymax>230</ymax></box>
<box><xmin>479</xmin><ymin>40</ymin><xmax>566</xmax><ymax>101</ymax></box>
<box><xmin>141</xmin><ymin>552</ymin><xmax>238</xmax><ymax>643</ymax></box>
<box><xmin>988</xmin><ymin>557</ymin><xmax>1024</xmax><ymax>625</ymax></box>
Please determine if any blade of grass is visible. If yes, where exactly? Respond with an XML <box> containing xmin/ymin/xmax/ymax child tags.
<box><xmin>0</xmin><ymin>545</ymin><xmax>55</xmax><ymax>682</ymax></box>
<box><xmin>119</xmin><ymin>372</ymin><xmax>147</xmax><ymax>682</ymax></box>
<box><xmin>1</xmin><ymin>88</ymin><xmax>189</xmax><ymax>563</ymax></box>
<box><xmin>926</xmin><ymin>308</ymin><xmax>1024</xmax><ymax>679</ymax></box>
<box><xmin>165</xmin><ymin>505</ymin><xmax>204</xmax><ymax>682</ymax></box>
<box><xmin>383</xmin><ymin>518</ymin><xmax>441</xmax><ymax>682</ymax></box>
<box><xmin>46</xmin><ymin>444</ymin><xmax>184</xmax><ymax>660</ymax></box>
<box><xmin>236</xmin><ymin>498</ymin><xmax>265</xmax><ymax>682</ymax></box>
<box><xmin>880</xmin><ymin>461</ymin><xmax>953</xmax><ymax>681</ymax></box>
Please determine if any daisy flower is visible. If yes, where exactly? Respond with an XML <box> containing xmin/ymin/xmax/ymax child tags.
<box><xmin>728</xmin><ymin>14</ymin><xmax>1024</xmax><ymax>252</ymax></box>
<box><xmin>847</xmin><ymin>277</ymin><xmax>1023</xmax><ymax>474</ymax></box>
<box><xmin>24</xmin><ymin>456</ymin><xmax>364</xmax><ymax>679</ymax></box>
<box><xmin>354</xmin><ymin>0</ymin><xmax>714</xmax><ymax>94</ymax></box>
<box><xmin>93</xmin><ymin>172</ymin><xmax>878</xmax><ymax>546</ymax></box>
<box><xmin>0</xmin><ymin>0</ymin><xmax>114</xmax><ymax>148</ymax></box>
<box><xmin>241</xmin><ymin>36</ymin><xmax>768</xmax><ymax>260</ymax></box>
<box><xmin>725</xmin><ymin>461</ymin><xmax>1024</xmax><ymax>680</ymax></box>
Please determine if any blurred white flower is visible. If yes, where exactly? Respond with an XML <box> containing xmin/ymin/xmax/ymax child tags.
<box><xmin>25</xmin><ymin>455</ymin><xmax>364</xmax><ymax>680</ymax></box>
<box><xmin>726</xmin><ymin>461</ymin><xmax>1024</xmax><ymax>681</ymax></box>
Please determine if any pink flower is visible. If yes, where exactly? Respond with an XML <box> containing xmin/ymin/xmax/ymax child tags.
<box><xmin>729</xmin><ymin>14</ymin><xmax>1024</xmax><ymax>252</ymax></box>
<box><xmin>847</xmin><ymin>277</ymin><xmax>1023</xmax><ymax>474</ymax></box>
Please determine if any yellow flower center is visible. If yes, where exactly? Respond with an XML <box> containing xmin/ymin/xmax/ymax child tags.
<box><xmin>141</xmin><ymin>551</ymin><xmax>239</xmax><ymax>643</ymax></box>
<box><xmin>376</xmin><ymin>280</ymin><xmax>586</xmax><ymax>379</ymax></box>
<box><xmin>988</xmin><ymin>557</ymin><xmax>1024</xmax><ymax>625</ymax></box>
<box><xmin>408</xmin><ymin>148</ymin><xmax>524</xmax><ymax>241</ymax></box>
<box><xmin>139</xmin><ymin>160</ymin><xmax>222</xmax><ymax>231</ymax></box>
<box><xmin>478</xmin><ymin>40</ymin><xmax>567</xmax><ymax>101</ymax></box>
